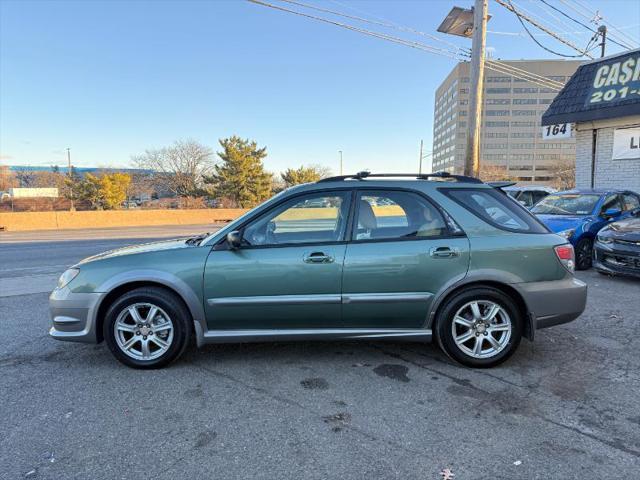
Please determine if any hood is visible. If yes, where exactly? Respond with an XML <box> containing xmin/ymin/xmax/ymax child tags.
<box><xmin>77</xmin><ymin>238</ymin><xmax>193</xmax><ymax>265</ymax></box>
<box><xmin>599</xmin><ymin>217</ymin><xmax>640</xmax><ymax>241</ymax></box>
<box><xmin>535</xmin><ymin>214</ymin><xmax>591</xmax><ymax>233</ymax></box>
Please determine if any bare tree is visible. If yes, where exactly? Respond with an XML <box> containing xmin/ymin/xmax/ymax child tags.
<box><xmin>0</xmin><ymin>165</ymin><xmax>18</xmax><ymax>191</ymax></box>
<box><xmin>132</xmin><ymin>139</ymin><xmax>214</xmax><ymax>197</ymax></box>
<box><xmin>546</xmin><ymin>159</ymin><xmax>575</xmax><ymax>190</ymax></box>
<box><xmin>477</xmin><ymin>164</ymin><xmax>515</xmax><ymax>182</ymax></box>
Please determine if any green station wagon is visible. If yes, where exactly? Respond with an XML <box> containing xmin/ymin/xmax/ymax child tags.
<box><xmin>49</xmin><ymin>172</ymin><xmax>587</xmax><ymax>368</ymax></box>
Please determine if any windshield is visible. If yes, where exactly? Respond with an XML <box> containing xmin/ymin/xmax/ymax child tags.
<box><xmin>531</xmin><ymin>194</ymin><xmax>600</xmax><ymax>216</ymax></box>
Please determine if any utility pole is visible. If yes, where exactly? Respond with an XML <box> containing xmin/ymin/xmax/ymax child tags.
<box><xmin>598</xmin><ymin>25</ymin><xmax>607</xmax><ymax>58</ymax></box>
<box><xmin>66</xmin><ymin>147</ymin><xmax>75</xmax><ymax>211</ymax></box>
<box><xmin>465</xmin><ymin>0</ymin><xmax>488</xmax><ymax>177</ymax></box>
<box><xmin>338</xmin><ymin>150</ymin><xmax>343</xmax><ymax>175</ymax></box>
<box><xmin>418</xmin><ymin>140</ymin><xmax>424</xmax><ymax>174</ymax></box>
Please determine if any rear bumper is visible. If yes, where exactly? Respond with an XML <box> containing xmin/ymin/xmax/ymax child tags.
<box><xmin>516</xmin><ymin>276</ymin><xmax>587</xmax><ymax>330</ymax></box>
<box><xmin>49</xmin><ymin>287</ymin><xmax>104</xmax><ymax>343</ymax></box>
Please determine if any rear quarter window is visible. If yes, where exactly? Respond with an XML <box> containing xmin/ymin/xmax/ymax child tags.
<box><xmin>441</xmin><ymin>188</ymin><xmax>549</xmax><ymax>233</ymax></box>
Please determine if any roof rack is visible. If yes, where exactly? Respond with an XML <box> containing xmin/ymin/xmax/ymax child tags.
<box><xmin>317</xmin><ymin>171</ymin><xmax>484</xmax><ymax>184</ymax></box>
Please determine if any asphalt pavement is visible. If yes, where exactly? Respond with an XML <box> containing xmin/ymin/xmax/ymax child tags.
<box><xmin>1</xmin><ymin>227</ymin><xmax>639</xmax><ymax>479</ymax></box>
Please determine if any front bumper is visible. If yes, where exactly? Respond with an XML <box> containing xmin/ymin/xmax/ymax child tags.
<box><xmin>49</xmin><ymin>287</ymin><xmax>104</xmax><ymax>343</ymax></box>
<box><xmin>593</xmin><ymin>243</ymin><xmax>640</xmax><ymax>279</ymax></box>
<box><xmin>516</xmin><ymin>276</ymin><xmax>588</xmax><ymax>330</ymax></box>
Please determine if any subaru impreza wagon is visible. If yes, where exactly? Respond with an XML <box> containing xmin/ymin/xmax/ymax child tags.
<box><xmin>50</xmin><ymin>172</ymin><xmax>587</xmax><ymax>369</ymax></box>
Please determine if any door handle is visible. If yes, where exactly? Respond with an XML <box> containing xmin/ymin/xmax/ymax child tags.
<box><xmin>303</xmin><ymin>252</ymin><xmax>334</xmax><ymax>264</ymax></box>
<box><xmin>429</xmin><ymin>246</ymin><xmax>459</xmax><ymax>259</ymax></box>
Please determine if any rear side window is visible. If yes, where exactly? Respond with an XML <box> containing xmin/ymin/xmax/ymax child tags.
<box><xmin>442</xmin><ymin>188</ymin><xmax>548</xmax><ymax>233</ymax></box>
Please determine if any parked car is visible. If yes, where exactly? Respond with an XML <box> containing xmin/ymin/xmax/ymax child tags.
<box><xmin>531</xmin><ymin>189</ymin><xmax>640</xmax><ymax>270</ymax></box>
<box><xmin>593</xmin><ymin>210</ymin><xmax>640</xmax><ymax>279</ymax></box>
<box><xmin>503</xmin><ymin>185</ymin><xmax>556</xmax><ymax>208</ymax></box>
<box><xmin>50</xmin><ymin>172</ymin><xmax>587</xmax><ymax>369</ymax></box>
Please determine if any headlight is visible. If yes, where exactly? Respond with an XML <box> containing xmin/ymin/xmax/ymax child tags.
<box><xmin>557</xmin><ymin>229</ymin><xmax>575</xmax><ymax>239</ymax></box>
<box><xmin>57</xmin><ymin>268</ymin><xmax>80</xmax><ymax>289</ymax></box>
<box><xmin>597</xmin><ymin>235</ymin><xmax>613</xmax><ymax>244</ymax></box>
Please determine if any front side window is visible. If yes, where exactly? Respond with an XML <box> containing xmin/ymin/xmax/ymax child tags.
<box><xmin>623</xmin><ymin>193</ymin><xmax>640</xmax><ymax>211</ymax></box>
<box><xmin>242</xmin><ymin>192</ymin><xmax>350</xmax><ymax>246</ymax></box>
<box><xmin>353</xmin><ymin>191</ymin><xmax>448</xmax><ymax>241</ymax></box>
<box><xmin>531</xmin><ymin>194</ymin><xmax>600</xmax><ymax>216</ymax></box>
<box><xmin>444</xmin><ymin>188</ymin><xmax>548</xmax><ymax>233</ymax></box>
<box><xmin>601</xmin><ymin>194</ymin><xmax>623</xmax><ymax>213</ymax></box>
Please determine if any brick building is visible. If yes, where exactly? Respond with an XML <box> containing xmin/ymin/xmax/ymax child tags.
<box><xmin>542</xmin><ymin>49</ymin><xmax>640</xmax><ymax>192</ymax></box>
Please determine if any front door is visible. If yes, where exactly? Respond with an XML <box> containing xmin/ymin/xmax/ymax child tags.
<box><xmin>342</xmin><ymin>189</ymin><xmax>470</xmax><ymax>328</ymax></box>
<box><xmin>203</xmin><ymin>190</ymin><xmax>352</xmax><ymax>329</ymax></box>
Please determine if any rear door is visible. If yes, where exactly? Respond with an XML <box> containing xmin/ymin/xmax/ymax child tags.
<box><xmin>342</xmin><ymin>189</ymin><xmax>470</xmax><ymax>328</ymax></box>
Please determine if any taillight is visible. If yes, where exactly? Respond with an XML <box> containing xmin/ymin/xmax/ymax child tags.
<box><xmin>554</xmin><ymin>244</ymin><xmax>575</xmax><ymax>272</ymax></box>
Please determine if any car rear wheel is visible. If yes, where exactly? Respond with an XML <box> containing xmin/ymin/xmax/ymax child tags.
<box><xmin>103</xmin><ymin>287</ymin><xmax>191</xmax><ymax>369</ymax></box>
<box><xmin>435</xmin><ymin>287</ymin><xmax>522</xmax><ymax>368</ymax></box>
<box><xmin>575</xmin><ymin>238</ymin><xmax>593</xmax><ymax>270</ymax></box>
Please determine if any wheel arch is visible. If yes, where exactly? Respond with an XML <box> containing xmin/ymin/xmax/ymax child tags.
<box><xmin>427</xmin><ymin>279</ymin><xmax>533</xmax><ymax>341</ymax></box>
<box><xmin>94</xmin><ymin>271</ymin><xmax>205</xmax><ymax>343</ymax></box>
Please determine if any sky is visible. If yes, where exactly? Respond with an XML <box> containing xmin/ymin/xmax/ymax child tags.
<box><xmin>1</xmin><ymin>0</ymin><xmax>639</xmax><ymax>175</ymax></box>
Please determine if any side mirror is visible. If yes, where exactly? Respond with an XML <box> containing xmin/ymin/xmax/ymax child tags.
<box><xmin>226</xmin><ymin>230</ymin><xmax>242</xmax><ymax>250</ymax></box>
<box><xmin>602</xmin><ymin>208</ymin><xmax>622</xmax><ymax>219</ymax></box>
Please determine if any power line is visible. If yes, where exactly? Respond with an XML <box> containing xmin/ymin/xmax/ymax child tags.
<box><xmin>278</xmin><ymin>0</ymin><xmax>469</xmax><ymax>54</ymax></box>
<box><xmin>509</xmin><ymin>0</ymin><xmax>587</xmax><ymax>46</ymax></box>
<box><xmin>494</xmin><ymin>0</ymin><xmax>594</xmax><ymax>58</ymax></box>
<box><xmin>538</xmin><ymin>0</ymin><xmax>633</xmax><ymax>50</ymax></box>
<box><xmin>485</xmin><ymin>59</ymin><xmax>565</xmax><ymax>87</ymax></box>
<box><xmin>571</xmin><ymin>0</ymin><xmax>639</xmax><ymax>46</ymax></box>
<box><xmin>249</xmin><ymin>0</ymin><xmax>566</xmax><ymax>90</ymax></box>
<box><xmin>246</xmin><ymin>0</ymin><xmax>464</xmax><ymax>59</ymax></box>
<box><xmin>484</xmin><ymin>61</ymin><xmax>563</xmax><ymax>90</ymax></box>
<box><xmin>557</xmin><ymin>0</ymin><xmax>639</xmax><ymax>48</ymax></box>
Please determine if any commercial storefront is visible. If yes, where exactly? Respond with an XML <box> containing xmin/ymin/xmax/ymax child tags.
<box><xmin>541</xmin><ymin>49</ymin><xmax>640</xmax><ymax>191</ymax></box>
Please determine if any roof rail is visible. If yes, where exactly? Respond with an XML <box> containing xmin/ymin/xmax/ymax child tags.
<box><xmin>317</xmin><ymin>171</ymin><xmax>484</xmax><ymax>184</ymax></box>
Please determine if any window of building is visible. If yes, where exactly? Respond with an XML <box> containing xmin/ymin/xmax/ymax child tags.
<box><xmin>486</xmin><ymin>88</ymin><xmax>511</xmax><ymax>94</ymax></box>
<box><xmin>511</xmin><ymin>121</ymin><xmax>536</xmax><ymax>127</ymax></box>
<box><xmin>538</xmin><ymin>98</ymin><xmax>553</xmax><ymax>104</ymax></box>
<box><xmin>512</xmin><ymin>110</ymin><xmax>537</xmax><ymax>116</ymax></box>
<box><xmin>460</xmin><ymin>88</ymin><xmax>469</xmax><ymax>94</ymax></box>
<box><xmin>513</xmin><ymin>87</ymin><xmax>538</xmax><ymax>93</ymax></box>
<box><xmin>512</xmin><ymin>143</ymin><xmax>535</xmax><ymax>149</ymax></box>
<box><xmin>513</xmin><ymin>98</ymin><xmax>537</xmax><ymax>104</ymax></box>
<box><xmin>486</xmin><ymin>110</ymin><xmax>509</xmax><ymax>116</ymax></box>
<box><xmin>485</xmin><ymin>121</ymin><xmax>510</xmax><ymax>127</ymax></box>
<box><xmin>486</xmin><ymin>76</ymin><xmax>511</xmax><ymax>83</ymax></box>
<box><xmin>511</xmin><ymin>132</ymin><xmax>535</xmax><ymax>138</ymax></box>
<box><xmin>485</xmin><ymin>143</ymin><xmax>509</xmax><ymax>149</ymax></box>
<box><xmin>486</xmin><ymin>99</ymin><xmax>511</xmax><ymax>105</ymax></box>
<box><xmin>485</xmin><ymin>132</ymin><xmax>508</xmax><ymax>138</ymax></box>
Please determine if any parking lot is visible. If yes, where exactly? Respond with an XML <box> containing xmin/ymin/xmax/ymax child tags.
<box><xmin>1</xmin><ymin>227</ymin><xmax>639</xmax><ymax>479</ymax></box>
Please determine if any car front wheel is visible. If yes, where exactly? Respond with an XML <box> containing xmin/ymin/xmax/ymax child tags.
<box><xmin>103</xmin><ymin>287</ymin><xmax>191</xmax><ymax>369</ymax></box>
<box><xmin>575</xmin><ymin>238</ymin><xmax>593</xmax><ymax>270</ymax></box>
<box><xmin>435</xmin><ymin>287</ymin><xmax>522</xmax><ymax>368</ymax></box>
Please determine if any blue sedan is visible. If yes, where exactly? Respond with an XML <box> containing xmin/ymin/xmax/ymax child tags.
<box><xmin>531</xmin><ymin>189</ymin><xmax>640</xmax><ymax>270</ymax></box>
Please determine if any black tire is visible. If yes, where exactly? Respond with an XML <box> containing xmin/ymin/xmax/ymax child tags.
<box><xmin>103</xmin><ymin>287</ymin><xmax>191</xmax><ymax>369</ymax></box>
<box><xmin>435</xmin><ymin>287</ymin><xmax>523</xmax><ymax>368</ymax></box>
<box><xmin>575</xmin><ymin>238</ymin><xmax>593</xmax><ymax>270</ymax></box>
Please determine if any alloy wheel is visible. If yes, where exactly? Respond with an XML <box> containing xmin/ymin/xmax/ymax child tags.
<box><xmin>451</xmin><ymin>300</ymin><xmax>512</xmax><ymax>359</ymax></box>
<box><xmin>114</xmin><ymin>302</ymin><xmax>174</xmax><ymax>361</ymax></box>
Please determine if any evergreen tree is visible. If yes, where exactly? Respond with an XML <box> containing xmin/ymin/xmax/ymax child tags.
<box><xmin>281</xmin><ymin>165</ymin><xmax>331</xmax><ymax>188</ymax></box>
<box><xmin>206</xmin><ymin>136</ymin><xmax>272</xmax><ymax>208</ymax></box>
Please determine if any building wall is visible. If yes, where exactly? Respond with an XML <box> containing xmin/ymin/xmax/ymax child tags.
<box><xmin>575</xmin><ymin>115</ymin><xmax>640</xmax><ymax>191</ymax></box>
<box><xmin>432</xmin><ymin>60</ymin><xmax>582</xmax><ymax>184</ymax></box>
